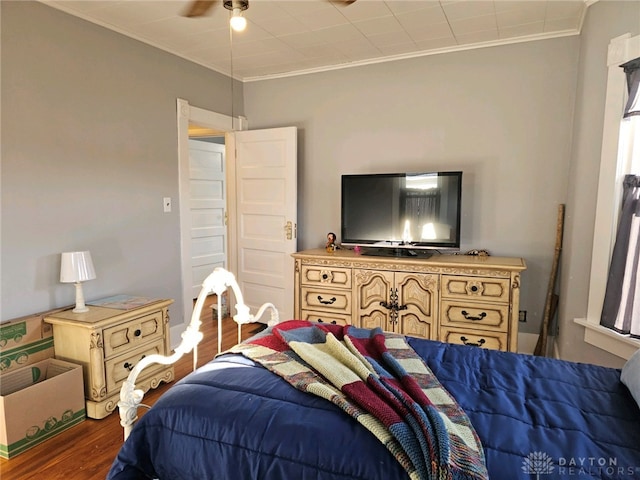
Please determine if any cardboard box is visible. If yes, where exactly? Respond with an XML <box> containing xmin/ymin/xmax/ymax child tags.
<box><xmin>0</xmin><ymin>337</ymin><xmax>54</xmax><ymax>374</ymax></box>
<box><xmin>0</xmin><ymin>358</ymin><xmax>86</xmax><ymax>458</ymax></box>
<box><xmin>0</xmin><ymin>312</ymin><xmax>53</xmax><ymax>348</ymax></box>
<box><xmin>0</xmin><ymin>309</ymin><xmax>63</xmax><ymax>374</ymax></box>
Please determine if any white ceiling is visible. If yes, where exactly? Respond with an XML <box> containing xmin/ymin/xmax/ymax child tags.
<box><xmin>42</xmin><ymin>0</ymin><xmax>590</xmax><ymax>81</ymax></box>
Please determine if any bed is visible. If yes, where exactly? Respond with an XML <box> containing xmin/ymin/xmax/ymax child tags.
<box><xmin>108</xmin><ymin>268</ymin><xmax>640</xmax><ymax>480</ymax></box>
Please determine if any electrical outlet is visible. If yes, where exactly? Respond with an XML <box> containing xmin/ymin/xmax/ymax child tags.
<box><xmin>519</xmin><ymin>310</ymin><xmax>527</xmax><ymax>322</ymax></box>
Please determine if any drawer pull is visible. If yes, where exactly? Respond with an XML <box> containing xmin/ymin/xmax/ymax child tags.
<box><xmin>322</xmin><ymin>274</ymin><xmax>329</xmax><ymax>280</ymax></box>
<box><xmin>460</xmin><ymin>336</ymin><xmax>486</xmax><ymax>347</ymax></box>
<box><xmin>123</xmin><ymin>354</ymin><xmax>146</xmax><ymax>371</ymax></box>
<box><xmin>461</xmin><ymin>310</ymin><xmax>487</xmax><ymax>321</ymax></box>
<box><xmin>317</xmin><ymin>296</ymin><xmax>337</xmax><ymax>305</ymax></box>
<box><xmin>316</xmin><ymin>319</ymin><xmax>337</xmax><ymax>325</ymax></box>
<box><xmin>380</xmin><ymin>288</ymin><xmax>407</xmax><ymax>325</ymax></box>
<box><xmin>134</xmin><ymin>329</ymin><xmax>142</xmax><ymax>337</ymax></box>
<box><xmin>470</xmin><ymin>285</ymin><xmax>479</xmax><ymax>292</ymax></box>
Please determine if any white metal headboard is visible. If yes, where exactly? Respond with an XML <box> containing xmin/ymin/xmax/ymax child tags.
<box><xmin>118</xmin><ymin>267</ymin><xmax>279</xmax><ymax>440</ymax></box>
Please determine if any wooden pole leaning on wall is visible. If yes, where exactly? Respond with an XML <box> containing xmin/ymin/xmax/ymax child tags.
<box><xmin>534</xmin><ymin>204</ymin><xmax>565</xmax><ymax>357</ymax></box>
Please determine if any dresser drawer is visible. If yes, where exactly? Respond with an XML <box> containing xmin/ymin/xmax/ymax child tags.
<box><xmin>301</xmin><ymin>265</ymin><xmax>351</xmax><ymax>289</ymax></box>
<box><xmin>441</xmin><ymin>300</ymin><xmax>509</xmax><ymax>332</ymax></box>
<box><xmin>103</xmin><ymin>311</ymin><xmax>165</xmax><ymax>358</ymax></box>
<box><xmin>300</xmin><ymin>309</ymin><xmax>351</xmax><ymax>326</ymax></box>
<box><xmin>441</xmin><ymin>275</ymin><xmax>510</xmax><ymax>303</ymax></box>
<box><xmin>440</xmin><ymin>327</ymin><xmax>508</xmax><ymax>351</ymax></box>
<box><xmin>301</xmin><ymin>287</ymin><xmax>351</xmax><ymax>313</ymax></box>
<box><xmin>105</xmin><ymin>340</ymin><xmax>166</xmax><ymax>394</ymax></box>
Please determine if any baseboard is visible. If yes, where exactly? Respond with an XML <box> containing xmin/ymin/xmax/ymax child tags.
<box><xmin>170</xmin><ymin>323</ymin><xmax>186</xmax><ymax>350</ymax></box>
<box><xmin>517</xmin><ymin>332</ymin><xmax>559</xmax><ymax>357</ymax></box>
<box><xmin>517</xmin><ymin>332</ymin><xmax>539</xmax><ymax>355</ymax></box>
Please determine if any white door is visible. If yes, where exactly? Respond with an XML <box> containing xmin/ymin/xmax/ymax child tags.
<box><xmin>187</xmin><ymin>139</ymin><xmax>227</xmax><ymax>298</ymax></box>
<box><xmin>227</xmin><ymin>127</ymin><xmax>297</xmax><ymax>322</ymax></box>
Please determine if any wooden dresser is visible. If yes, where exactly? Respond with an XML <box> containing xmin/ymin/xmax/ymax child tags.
<box><xmin>292</xmin><ymin>249</ymin><xmax>526</xmax><ymax>352</ymax></box>
<box><xmin>44</xmin><ymin>299</ymin><xmax>174</xmax><ymax>419</ymax></box>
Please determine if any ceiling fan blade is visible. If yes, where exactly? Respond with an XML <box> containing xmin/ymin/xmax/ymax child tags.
<box><xmin>183</xmin><ymin>0</ymin><xmax>217</xmax><ymax>18</ymax></box>
<box><xmin>330</xmin><ymin>0</ymin><xmax>357</xmax><ymax>6</ymax></box>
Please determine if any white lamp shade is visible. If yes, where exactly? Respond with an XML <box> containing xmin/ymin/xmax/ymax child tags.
<box><xmin>60</xmin><ymin>251</ymin><xmax>96</xmax><ymax>283</ymax></box>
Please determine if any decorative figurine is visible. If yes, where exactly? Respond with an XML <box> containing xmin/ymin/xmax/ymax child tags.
<box><xmin>326</xmin><ymin>232</ymin><xmax>337</xmax><ymax>253</ymax></box>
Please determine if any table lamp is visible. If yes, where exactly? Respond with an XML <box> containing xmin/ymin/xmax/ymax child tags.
<box><xmin>60</xmin><ymin>251</ymin><xmax>96</xmax><ymax>313</ymax></box>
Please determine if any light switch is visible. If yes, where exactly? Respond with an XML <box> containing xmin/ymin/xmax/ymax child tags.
<box><xmin>163</xmin><ymin>197</ymin><xmax>172</xmax><ymax>213</ymax></box>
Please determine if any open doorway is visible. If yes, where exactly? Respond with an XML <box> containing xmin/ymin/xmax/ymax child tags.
<box><xmin>175</xmin><ymin>98</ymin><xmax>243</xmax><ymax>344</ymax></box>
<box><xmin>186</xmin><ymin>136</ymin><xmax>226</xmax><ymax>296</ymax></box>
<box><xmin>175</xmin><ymin>99</ymin><xmax>298</xmax><ymax>346</ymax></box>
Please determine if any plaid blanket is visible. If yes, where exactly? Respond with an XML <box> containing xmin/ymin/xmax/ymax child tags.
<box><xmin>231</xmin><ymin>320</ymin><xmax>488</xmax><ymax>480</ymax></box>
<box><xmin>230</xmin><ymin>320</ymin><xmax>488</xmax><ymax>480</ymax></box>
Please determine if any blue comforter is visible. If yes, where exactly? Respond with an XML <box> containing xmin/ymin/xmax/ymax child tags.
<box><xmin>108</xmin><ymin>337</ymin><xmax>640</xmax><ymax>480</ymax></box>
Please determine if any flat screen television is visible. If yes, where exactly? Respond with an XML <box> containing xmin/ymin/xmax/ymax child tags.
<box><xmin>341</xmin><ymin>171</ymin><xmax>462</xmax><ymax>256</ymax></box>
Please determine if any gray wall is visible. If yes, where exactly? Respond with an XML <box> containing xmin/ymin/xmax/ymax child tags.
<box><xmin>3</xmin><ymin>1</ymin><xmax>639</xmax><ymax>366</ymax></box>
<box><xmin>244</xmin><ymin>37</ymin><xmax>580</xmax><ymax>337</ymax></box>
<box><xmin>558</xmin><ymin>0</ymin><xmax>640</xmax><ymax>368</ymax></box>
<box><xmin>1</xmin><ymin>1</ymin><xmax>243</xmax><ymax>324</ymax></box>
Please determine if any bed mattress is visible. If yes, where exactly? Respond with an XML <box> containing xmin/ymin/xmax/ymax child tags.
<box><xmin>108</xmin><ymin>336</ymin><xmax>640</xmax><ymax>480</ymax></box>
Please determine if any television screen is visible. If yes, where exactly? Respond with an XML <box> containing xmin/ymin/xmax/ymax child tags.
<box><xmin>341</xmin><ymin>171</ymin><xmax>462</xmax><ymax>252</ymax></box>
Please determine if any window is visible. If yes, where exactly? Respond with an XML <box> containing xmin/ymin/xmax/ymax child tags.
<box><xmin>575</xmin><ymin>33</ymin><xmax>640</xmax><ymax>360</ymax></box>
<box><xmin>619</xmin><ymin>115</ymin><xmax>640</xmax><ymax>173</ymax></box>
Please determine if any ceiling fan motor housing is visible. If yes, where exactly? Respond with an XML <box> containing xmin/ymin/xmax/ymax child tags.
<box><xmin>224</xmin><ymin>0</ymin><xmax>249</xmax><ymax>12</ymax></box>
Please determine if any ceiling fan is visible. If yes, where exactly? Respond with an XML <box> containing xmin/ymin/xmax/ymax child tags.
<box><xmin>183</xmin><ymin>0</ymin><xmax>356</xmax><ymax>19</ymax></box>
<box><xmin>183</xmin><ymin>0</ymin><xmax>246</xmax><ymax>19</ymax></box>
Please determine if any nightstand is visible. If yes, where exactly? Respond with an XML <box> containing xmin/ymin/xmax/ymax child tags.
<box><xmin>44</xmin><ymin>298</ymin><xmax>174</xmax><ymax>419</ymax></box>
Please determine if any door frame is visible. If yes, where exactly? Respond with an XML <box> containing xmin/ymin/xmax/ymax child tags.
<box><xmin>176</xmin><ymin>98</ymin><xmax>246</xmax><ymax>345</ymax></box>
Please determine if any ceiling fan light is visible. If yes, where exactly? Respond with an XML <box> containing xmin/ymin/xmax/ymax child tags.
<box><xmin>230</xmin><ymin>8</ymin><xmax>247</xmax><ymax>32</ymax></box>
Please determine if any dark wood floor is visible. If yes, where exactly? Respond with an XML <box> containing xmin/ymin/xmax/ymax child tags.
<box><xmin>0</xmin><ymin>296</ymin><xmax>260</xmax><ymax>480</ymax></box>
